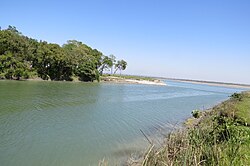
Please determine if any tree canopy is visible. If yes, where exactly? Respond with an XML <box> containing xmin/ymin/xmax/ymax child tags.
<box><xmin>114</xmin><ymin>60</ymin><xmax>127</xmax><ymax>75</ymax></box>
<box><xmin>0</xmin><ymin>26</ymin><xmax>127</xmax><ymax>81</ymax></box>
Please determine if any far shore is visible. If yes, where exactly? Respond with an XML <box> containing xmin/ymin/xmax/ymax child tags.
<box><xmin>166</xmin><ymin>78</ymin><xmax>250</xmax><ymax>89</ymax></box>
<box><xmin>3</xmin><ymin>76</ymin><xmax>249</xmax><ymax>89</ymax></box>
<box><xmin>0</xmin><ymin>76</ymin><xmax>167</xmax><ymax>86</ymax></box>
<box><xmin>101</xmin><ymin>76</ymin><xmax>167</xmax><ymax>86</ymax></box>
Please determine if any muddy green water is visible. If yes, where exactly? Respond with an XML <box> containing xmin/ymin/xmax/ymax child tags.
<box><xmin>0</xmin><ymin>80</ymin><xmax>244</xmax><ymax>165</ymax></box>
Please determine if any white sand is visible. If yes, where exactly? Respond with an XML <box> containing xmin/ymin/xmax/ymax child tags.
<box><xmin>124</xmin><ymin>79</ymin><xmax>166</xmax><ymax>86</ymax></box>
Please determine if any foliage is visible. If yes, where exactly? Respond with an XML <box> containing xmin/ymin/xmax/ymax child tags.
<box><xmin>114</xmin><ymin>59</ymin><xmax>127</xmax><ymax>75</ymax></box>
<box><xmin>0</xmin><ymin>26</ymin><xmax>127</xmax><ymax>81</ymax></box>
<box><xmin>131</xmin><ymin>91</ymin><xmax>250</xmax><ymax>166</ymax></box>
<box><xmin>98</xmin><ymin>55</ymin><xmax>113</xmax><ymax>75</ymax></box>
<box><xmin>109</xmin><ymin>54</ymin><xmax>116</xmax><ymax>74</ymax></box>
<box><xmin>191</xmin><ymin>109</ymin><xmax>201</xmax><ymax>118</ymax></box>
<box><xmin>230</xmin><ymin>93</ymin><xmax>243</xmax><ymax>101</ymax></box>
<box><xmin>76</xmin><ymin>57</ymin><xmax>99</xmax><ymax>82</ymax></box>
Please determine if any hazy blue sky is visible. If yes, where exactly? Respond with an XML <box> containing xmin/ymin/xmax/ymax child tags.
<box><xmin>1</xmin><ymin>0</ymin><xmax>250</xmax><ymax>84</ymax></box>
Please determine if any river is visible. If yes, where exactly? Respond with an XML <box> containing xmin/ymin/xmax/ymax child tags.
<box><xmin>0</xmin><ymin>80</ymin><xmax>245</xmax><ymax>165</ymax></box>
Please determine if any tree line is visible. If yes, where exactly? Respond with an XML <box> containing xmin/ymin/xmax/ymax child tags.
<box><xmin>0</xmin><ymin>26</ymin><xmax>127</xmax><ymax>81</ymax></box>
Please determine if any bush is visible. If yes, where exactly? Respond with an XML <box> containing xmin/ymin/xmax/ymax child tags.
<box><xmin>5</xmin><ymin>68</ymin><xmax>14</xmax><ymax>79</ymax></box>
<box><xmin>192</xmin><ymin>110</ymin><xmax>201</xmax><ymax>118</ymax></box>
<box><xmin>0</xmin><ymin>72</ymin><xmax>5</xmax><ymax>79</ymax></box>
<box><xmin>14</xmin><ymin>68</ymin><xmax>23</xmax><ymax>80</ymax></box>
<box><xmin>230</xmin><ymin>93</ymin><xmax>242</xmax><ymax>101</ymax></box>
<box><xmin>22</xmin><ymin>71</ymin><xmax>29</xmax><ymax>79</ymax></box>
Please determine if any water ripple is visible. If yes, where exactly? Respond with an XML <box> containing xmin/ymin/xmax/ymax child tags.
<box><xmin>0</xmin><ymin>80</ymin><xmax>244</xmax><ymax>166</ymax></box>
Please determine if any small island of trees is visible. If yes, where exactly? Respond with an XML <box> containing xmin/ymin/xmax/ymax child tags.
<box><xmin>0</xmin><ymin>26</ymin><xmax>127</xmax><ymax>82</ymax></box>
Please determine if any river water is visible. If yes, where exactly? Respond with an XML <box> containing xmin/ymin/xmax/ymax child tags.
<box><xmin>0</xmin><ymin>80</ymin><xmax>245</xmax><ymax>165</ymax></box>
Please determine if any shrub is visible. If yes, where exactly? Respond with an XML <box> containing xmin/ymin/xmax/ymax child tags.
<box><xmin>192</xmin><ymin>110</ymin><xmax>201</xmax><ymax>118</ymax></box>
<box><xmin>230</xmin><ymin>93</ymin><xmax>242</xmax><ymax>101</ymax></box>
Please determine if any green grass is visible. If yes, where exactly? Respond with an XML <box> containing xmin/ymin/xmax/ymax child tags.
<box><xmin>235</xmin><ymin>92</ymin><xmax>250</xmax><ymax>125</ymax></box>
<box><xmin>130</xmin><ymin>91</ymin><xmax>250</xmax><ymax>166</ymax></box>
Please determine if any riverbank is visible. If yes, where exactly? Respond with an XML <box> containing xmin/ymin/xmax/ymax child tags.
<box><xmin>130</xmin><ymin>91</ymin><xmax>250</xmax><ymax>165</ymax></box>
<box><xmin>100</xmin><ymin>75</ymin><xmax>167</xmax><ymax>86</ymax></box>
<box><xmin>1</xmin><ymin>75</ymin><xmax>166</xmax><ymax>86</ymax></box>
<box><xmin>166</xmin><ymin>78</ymin><xmax>250</xmax><ymax>89</ymax></box>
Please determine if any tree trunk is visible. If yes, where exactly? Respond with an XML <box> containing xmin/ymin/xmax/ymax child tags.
<box><xmin>114</xmin><ymin>68</ymin><xmax>118</xmax><ymax>74</ymax></box>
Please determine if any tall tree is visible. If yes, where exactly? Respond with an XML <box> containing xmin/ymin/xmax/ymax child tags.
<box><xmin>0</xmin><ymin>26</ymin><xmax>127</xmax><ymax>82</ymax></box>
<box><xmin>99</xmin><ymin>55</ymin><xmax>113</xmax><ymax>75</ymax></box>
<box><xmin>114</xmin><ymin>60</ymin><xmax>127</xmax><ymax>75</ymax></box>
<box><xmin>63</xmin><ymin>40</ymin><xmax>101</xmax><ymax>81</ymax></box>
<box><xmin>0</xmin><ymin>27</ymin><xmax>32</xmax><ymax>79</ymax></box>
<box><xmin>109</xmin><ymin>54</ymin><xmax>116</xmax><ymax>74</ymax></box>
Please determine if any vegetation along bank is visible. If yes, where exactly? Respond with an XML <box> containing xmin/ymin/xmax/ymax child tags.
<box><xmin>129</xmin><ymin>91</ymin><xmax>250</xmax><ymax>166</ymax></box>
<box><xmin>0</xmin><ymin>26</ymin><xmax>127</xmax><ymax>82</ymax></box>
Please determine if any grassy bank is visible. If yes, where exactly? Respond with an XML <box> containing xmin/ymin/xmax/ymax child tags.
<box><xmin>130</xmin><ymin>91</ymin><xmax>250</xmax><ymax>166</ymax></box>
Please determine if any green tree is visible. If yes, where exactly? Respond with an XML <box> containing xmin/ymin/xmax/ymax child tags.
<box><xmin>109</xmin><ymin>54</ymin><xmax>116</xmax><ymax>74</ymax></box>
<box><xmin>114</xmin><ymin>59</ymin><xmax>127</xmax><ymax>75</ymax></box>
<box><xmin>76</xmin><ymin>57</ymin><xmax>99</xmax><ymax>82</ymax></box>
<box><xmin>99</xmin><ymin>55</ymin><xmax>113</xmax><ymax>75</ymax></box>
<box><xmin>63</xmin><ymin>40</ymin><xmax>102</xmax><ymax>81</ymax></box>
<box><xmin>35</xmin><ymin>42</ymin><xmax>73</xmax><ymax>81</ymax></box>
<box><xmin>0</xmin><ymin>26</ymin><xmax>35</xmax><ymax>79</ymax></box>
<box><xmin>0</xmin><ymin>52</ymin><xmax>30</xmax><ymax>80</ymax></box>
<box><xmin>0</xmin><ymin>26</ymin><xmax>127</xmax><ymax>82</ymax></box>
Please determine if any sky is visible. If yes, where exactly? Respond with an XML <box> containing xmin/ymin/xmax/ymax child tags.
<box><xmin>1</xmin><ymin>0</ymin><xmax>250</xmax><ymax>84</ymax></box>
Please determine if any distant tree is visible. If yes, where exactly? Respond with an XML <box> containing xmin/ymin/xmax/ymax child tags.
<box><xmin>109</xmin><ymin>54</ymin><xmax>116</xmax><ymax>74</ymax></box>
<box><xmin>114</xmin><ymin>59</ymin><xmax>127</xmax><ymax>75</ymax></box>
<box><xmin>90</xmin><ymin>49</ymin><xmax>103</xmax><ymax>69</ymax></box>
<box><xmin>7</xmin><ymin>25</ymin><xmax>21</xmax><ymax>34</ymax></box>
<box><xmin>0</xmin><ymin>27</ymin><xmax>33</xmax><ymax>80</ymax></box>
<box><xmin>35</xmin><ymin>42</ymin><xmax>74</xmax><ymax>81</ymax></box>
<box><xmin>63</xmin><ymin>40</ymin><xmax>101</xmax><ymax>81</ymax></box>
<box><xmin>0</xmin><ymin>52</ymin><xmax>29</xmax><ymax>80</ymax></box>
<box><xmin>76</xmin><ymin>57</ymin><xmax>98</xmax><ymax>82</ymax></box>
<box><xmin>0</xmin><ymin>26</ymin><xmax>127</xmax><ymax>82</ymax></box>
<box><xmin>99</xmin><ymin>55</ymin><xmax>113</xmax><ymax>75</ymax></box>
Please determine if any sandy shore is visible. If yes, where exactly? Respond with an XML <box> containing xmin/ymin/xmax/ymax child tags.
<box><xmin>101</xmin><ymin>76</ymin><xmax>167</xmax><ymax>86</ymax></box>
<box><xmin>167</xmin><ymin>79</ymin><xmax>250</xmax><ymax>89</ymax></box>
<box><xmin>123</xmin><ymin>79</ymin><xmax>166</xmax><ymax>86</ymax></box>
